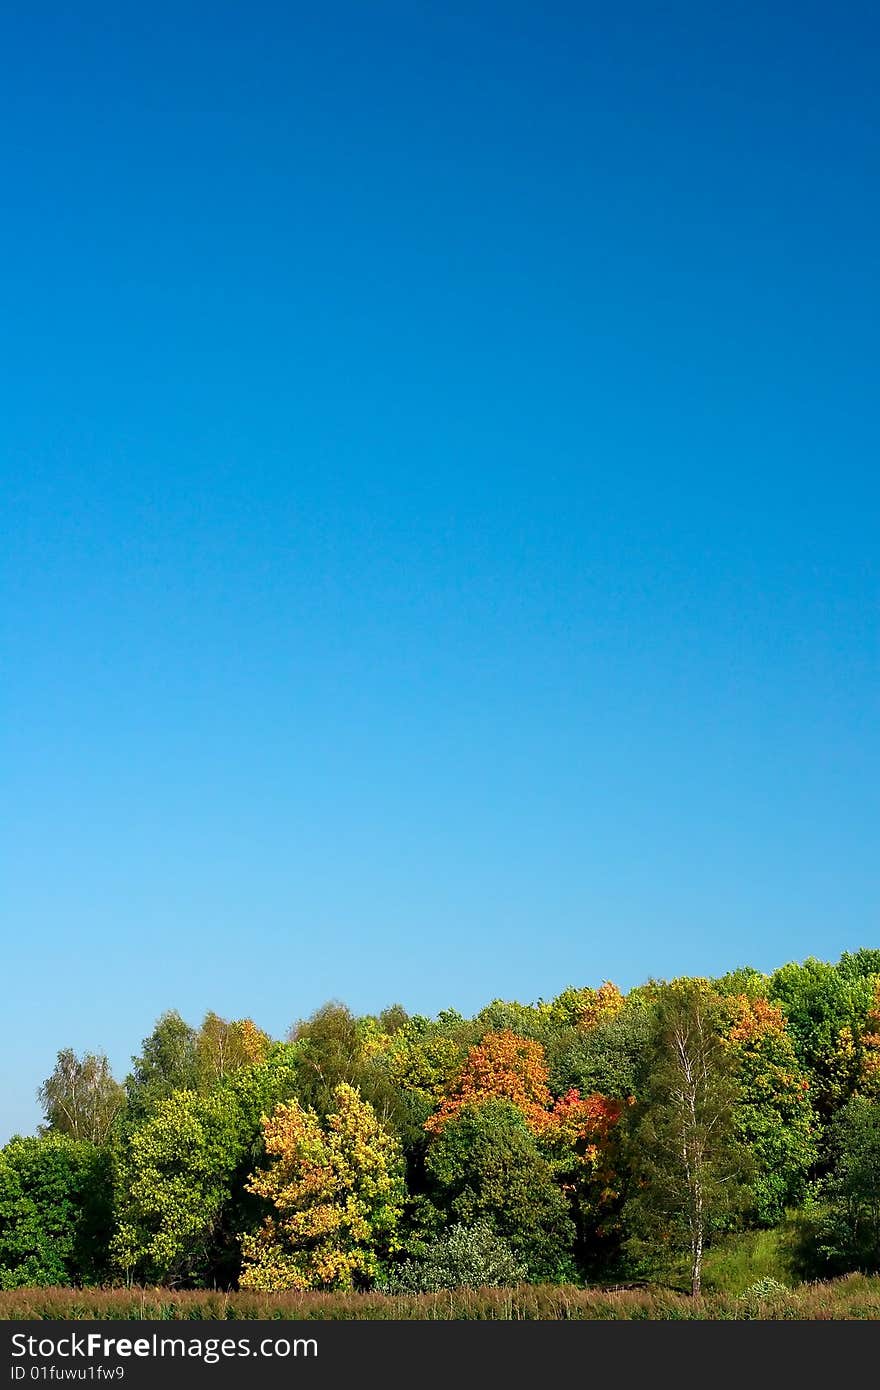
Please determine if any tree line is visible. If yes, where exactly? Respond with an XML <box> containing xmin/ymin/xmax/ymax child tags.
<box><xmin>3</xmin><ymin>950</ymin><xmax>880</xmax><ymax>1296</ymax></box>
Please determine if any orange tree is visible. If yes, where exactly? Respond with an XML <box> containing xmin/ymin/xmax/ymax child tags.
<box><xmin>424</xmin><ymin>1030</ymin><xmax>553</xmax><ymax>1136</ymax></box>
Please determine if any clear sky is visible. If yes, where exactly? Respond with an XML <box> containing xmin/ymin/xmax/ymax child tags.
<box><xmin>2</xmin><ymin>1</ymin><xmax>878</xmax><ymax>1141</ymax></box>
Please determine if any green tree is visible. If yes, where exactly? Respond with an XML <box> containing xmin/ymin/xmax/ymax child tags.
<box><xmin>38</xmin><ymin>1050</ymin><xmax>125</xmax><ymax>1145</ymax></box>
<box><xmin>816</xmin><ymin>1097</ymin><xmax>880</xmax><ymax>1273</ymax></box>
<box><xmin>287</xmin><ymin>1002</ymin><xmax>363</xmax><ymax>1113</ymax></box>
<box><xmin>424</xmin><ymin>1100</ymin><xmax>576</xmax><ymax>1282</ymax></box>
<box><xmin>547</xmin><ymin>997</ymin><xmax>652</xmax><ymax>1100</ymax></box>
<box><xmin>377</xmin><ymin>1004</ymin><xmax>409</xmax><ymax>1035</ymax></box>
<box><xmin>837</xmin><ymin>949</ymin><xmax>880</xmax><ymax>982</ymax></box>
<box><xmin>0</xmin><ymin>1134</ymin><xmax>112</xmax><ymax>1288</ymax></box>
<box><xmin>290</xmin><ymin>1001</ymin><xmax>421</xmax><ymax>1141</ymax></box>
<box><xmin>112</xmin><ymin>1047</ymin><xmax>299</xmax><ymax>1286</ymax></box>
<box><xmin>112</xmin><ymin>1088</ymin><xmax>244</xmax><ymax>1286</ymax></box>
<box><xmin>473</xmin><ymin>999</ymin><xmax>552</xmax><ymax>1045</ymax></box>
<box><xmin>240</xmin><ymin>1083</ymin><xmax>405</xmax><ymax>1291</ymax></box>
<box><xmin>769</xmin><ymin>958</ymin><xmax>876</xmax><ymax>1113</ymax></box>
<box><xmin>724</xmin><ymin>995</ymin><xmax>817</xmax><ymax>1225</ymax></box>
<box><xmin>712</xmin><ymin>967</ymin><xmax>770</xmax><ymax>1000</ymax></box>
<box><xmin>623</xmin><ymin>981</ymin><xmax>752</xmax><ymax>1296</ymax></box>
<box><xmin>382</xmin><ymin>1018</ymin><xmax>472</xmax><ymax>1112</ymax></box>
<box><xmin>125</xmin><ymin>1012</ymin><xmax>199</xmax><ymax>1121</ymax></box>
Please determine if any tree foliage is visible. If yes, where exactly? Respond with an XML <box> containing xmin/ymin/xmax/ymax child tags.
<box><xmin>769</xmin><ymin>959</ymin><xmax>879</xmax><ymax>1113</ymax></box>
<box><xmin>547</xmin><ymin>996</ymin><xmax>652</xmax><ymax>1100</ymax></box>
<box><xmin>14</xmin><ymin>948</ymin><xmax>880</xmax><ymax>1293</ymax></box>
<box><xmin>112</xmin><ymin>1049</ymin><xmax>299</xmax><ymax>1285</ymax></box>
<box><xmin>125</xmin><ymin>1012</ymin><xmax>199</xmax><ymax>1121</ymax></box>
<box><xmin>724</xmin><ymin>994</ymin><xmax>816</xmax><ymax>1225</ymax></box>
<box><xmin>816</xmin><ymin>1097</ymin><xmax>880</xmax><ymax>1273</ymax></box>
<box><xmin>240</xmin><ymin>1083</ymin><xmax>405</xmax><ymax>1291</ymax></box>
<box><xmin>38</xmin><ymin>1050</ymin><xmax>125</xmax><ymax>1146</ymax></box>
<box><xmin>0</xmin><ymin>1134</ymin><xmax>112</xmax><ymax>1289</ymax></box>
<box><xmin>424</xmin><ymin>1100</ymin><xmax>576</xmax><ymax>1282</ymax></box>
<box><xmin>624</xmin><ymin>981</ymin><xmax>753</xmax><ymax>1295</ymax></box>
<box><xmin>425</xmin><ymin>1030</ymin><xmax>554</xmax><ymax>1135</ymax></box>
<box><xmin>125</xmin><ymin>1012</ymin><xmax>273</xmax><ymax>1124</ymax></box>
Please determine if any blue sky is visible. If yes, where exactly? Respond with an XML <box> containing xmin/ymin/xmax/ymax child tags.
<box><xmin>2</xmin><ymin>1</ymin><xmax>878</xmax><ymax>1141</ymax></box>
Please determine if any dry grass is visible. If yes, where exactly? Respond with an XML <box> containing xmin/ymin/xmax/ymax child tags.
<box><xmin>2</xmin><ymin>1275</ymin><xmax>880</xmax><ymax>1320</ymax></box>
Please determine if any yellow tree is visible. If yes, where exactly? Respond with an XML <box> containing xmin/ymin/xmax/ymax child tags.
<box><xmin>240</xmin><ymin>1083</ymin><xmax>405</xmax><ymax>1291</ymax></box>
<box><xmin>544</xmin><ymin>982</ymin><xmax>625</xmax><ymax>1031</ymax></box>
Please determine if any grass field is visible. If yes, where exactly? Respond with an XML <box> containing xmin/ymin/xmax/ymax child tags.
<box><xmin>2</xmin><ymin>1273</ymin><xmax>879</xmax><ymax>1320</ymax></box>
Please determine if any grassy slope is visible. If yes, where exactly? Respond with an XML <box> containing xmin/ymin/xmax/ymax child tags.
<box><xmin>664</xmin><ymin>1222</ymin><xmax>800</xmax><ymax>1296</ymax></box>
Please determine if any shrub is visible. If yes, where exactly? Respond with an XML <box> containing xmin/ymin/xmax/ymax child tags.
<box><xmin>737</xmin><ymin>1276</ymin><xmax>791</xmax><ymax>1318</ymax></box>
<box><xmin>383</xmin><ymin>1222</ymin><xmax>526</xmax><ymax>1292</ymax></box>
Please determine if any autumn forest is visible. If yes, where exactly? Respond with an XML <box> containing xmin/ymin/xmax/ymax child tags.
<box><xmin>5</xmin><ymin>950</ymin><xmax>880</xmax><ymax>1315</ymax></box>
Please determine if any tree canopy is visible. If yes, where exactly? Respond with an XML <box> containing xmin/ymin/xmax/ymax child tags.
<box><xmin>3</xmin><ymin>948</ymin><xmax>879</xmax><ymax>1296</ymax></box>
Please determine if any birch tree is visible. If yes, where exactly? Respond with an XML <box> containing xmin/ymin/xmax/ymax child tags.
<box><xmin>623</xmin><ymin>981</ymin><xmax>752</xmax><ymax>1295</ymax></box>
<box><xmin>38</xmin><ymin>1049</ymin><xmax>125</xmax><ymax>1146</ymax></box>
